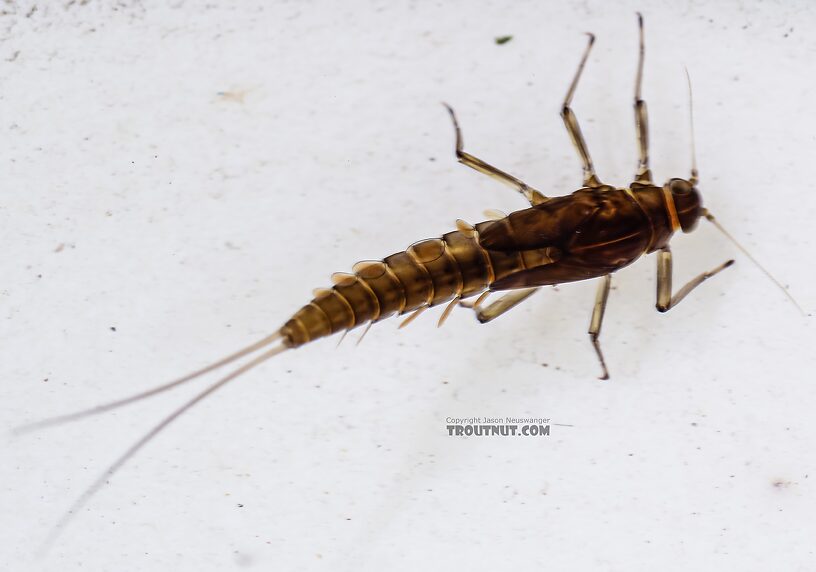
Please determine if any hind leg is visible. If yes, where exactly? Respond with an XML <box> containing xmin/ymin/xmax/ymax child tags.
<box><xmin>462</xmin><ymin>288</ymin><xmax>540</xmax><ymax>323</ymax></box>
<box><xmin>561</xmin><ymin>34</ymin><xmax>603</xmax><ymax>188</ymax></box>
<box><xmin>443</xmin><ymin>104</ymin><xmax>547</xmax><ymax>206</ymax></box>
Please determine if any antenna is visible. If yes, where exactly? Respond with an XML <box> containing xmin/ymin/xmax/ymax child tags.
<box><xmin>703</xmin><ymin>210</ymin><xmax>807</xmax><ymax>316</ymax></box>
<box><xmin>685</xmin><ymin>68</ymin><xmax>699</xmax><ymax>186</ymax></box>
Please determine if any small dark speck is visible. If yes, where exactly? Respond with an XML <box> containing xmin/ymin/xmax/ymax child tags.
<box><xmin>43</xmin><ymin>378</ymin><xmax>48</xmax><ymax>382</ymax></box>
<box><xmin>237</xmin><ymin>503</ymin><xmax>244</xmax><ymax>507</ymax></box>
<box><xmin>495</xmin><ymin>35</ymin><xmax>513</xmax><ymax>45</ymax></box>
<box><xmin>442</xmin><ymin>380</ymin><xmax>449</xmax><ymax>384</ymax></box>
<box><xmin>286</xmin><ymin>369</ymin><xmax>292</xmax><ymax>374</ymax></box>
<box><xmin>429</xmin><ymin>157</ymin><xmax>436</xmax><ymax>162</ymax></box>
<box><xmin>690</xmin><ymin>422</ymin><xmax>698</xmax><ymax>426</ymax></box>
<box><xmin>110</xmin><ymin>326</ymin><xmax>116</xmax><ymax>332</ymax></box>
<box><xmin>345</xmin><ymin>518</ymin><xmax>351</xmax><ymax>521</ymax></box>
<box><xmin>542</xmin><ymin>363</ymin><xmax>549</xmax><ymax>367</ymax></box>
<box><xmin>627</xmin><ymin>453</ymin><xmax>634</xmax><ymax>457</ymax></box>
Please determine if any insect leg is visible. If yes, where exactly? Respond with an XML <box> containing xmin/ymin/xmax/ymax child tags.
<box><xmin>656</xmin><ymin>247</ymin><xmax>734</xmax><ymax>311</ymax></box>
<box><xmin>561</xmin><ymin>33</ymin><xmax>603</xmax><ymax>188</ymax></box>
<box><xmin>471</xmin><ymin>288</ymin><xmax>539</xmax><ymax>323</ymax></box>
<box><xmin>442</xmin><ymin>103</ymin><xmax>547</xmax><ymax>205</ymax></box>
<box><xmin>632</xmin><ymin>13</ymin><xmax>653</xmax><ymax>185</ymax></box>
<box><xmin>588</xmin><ymin>275</ymin><xmax>611</xmax><ymax>380</ymax></box>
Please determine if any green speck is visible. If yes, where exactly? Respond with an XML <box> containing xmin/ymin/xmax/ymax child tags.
<box><xmin>495</xmin><ymin>35</ymin><xmax>513</xmax><ymax>45</ymax></box>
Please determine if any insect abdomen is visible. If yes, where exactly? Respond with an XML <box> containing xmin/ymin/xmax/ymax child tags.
<box><xmin>279</xmin><ymin>225</ymin><xmax>528</xmax><ymax>348</ymax></box>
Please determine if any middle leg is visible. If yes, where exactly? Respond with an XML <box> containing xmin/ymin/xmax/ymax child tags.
<box><xmin>632</xmin><ymin>13</ymin><xmax>653</xmax><ymax>186</ymax></box>
<box><xmin>588</xmin><ymin>274</ymin><xmax>612</xmax><ymax>380</ymax></box>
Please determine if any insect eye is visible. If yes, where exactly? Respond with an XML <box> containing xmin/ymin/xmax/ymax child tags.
<box><xmin>669</xmin><ymin>179</ymin><xmax>692</xmax><ymax>194</ymax></box>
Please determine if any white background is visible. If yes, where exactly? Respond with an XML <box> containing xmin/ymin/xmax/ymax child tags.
<box><xmin>2</xmin><ymin>1</ymin><xmax>815</xmax><ymax>570</ymax></box>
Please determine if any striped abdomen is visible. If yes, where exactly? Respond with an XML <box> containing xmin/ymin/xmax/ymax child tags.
<box><xmin>279</xmin><ymin>220</ymin><xmax>558</xmax><ymax>348</ymax></box>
